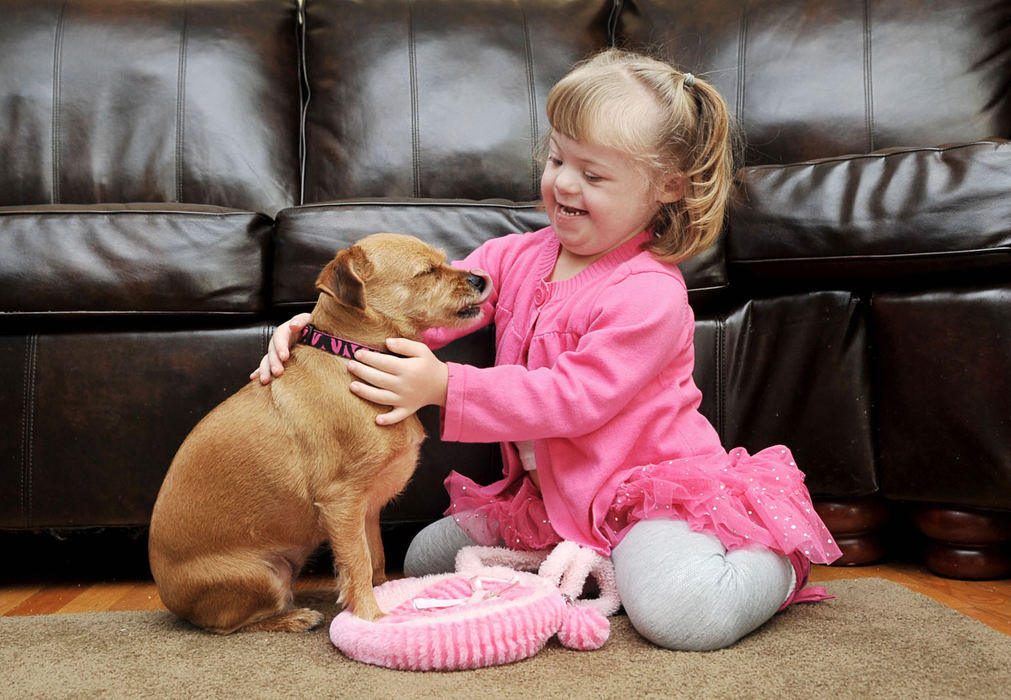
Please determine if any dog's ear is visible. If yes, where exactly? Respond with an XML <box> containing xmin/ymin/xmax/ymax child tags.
<box><xmin>315</xmin><ymin>246</ymin><xmax>373</xmax><ymax>310</ymax></box>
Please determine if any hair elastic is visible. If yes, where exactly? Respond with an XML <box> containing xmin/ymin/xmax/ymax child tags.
<box><xmin>683</xmin><ymin>72</ymin><xmax>696</xmax><ymax>88</ymax></box>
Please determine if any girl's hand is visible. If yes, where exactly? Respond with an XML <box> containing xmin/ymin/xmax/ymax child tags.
<box><xmin>250</xmin><ymin>313</ymin><xmax>312</xmax><ymax>384</ymax></box>
<box><xmin>348</xmin><ymin>338</ymin><xmax>448</xmax><ymax>426</ymax></box>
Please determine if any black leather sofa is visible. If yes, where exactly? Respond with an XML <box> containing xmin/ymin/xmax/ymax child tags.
<box><xmin>2</xmin><ymin>0</ymin><xmax>1009</xmax><ymax>579</ymax></box>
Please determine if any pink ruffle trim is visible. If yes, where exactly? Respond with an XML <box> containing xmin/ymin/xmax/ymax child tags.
<box><xmin>446</xmin><ymin>445</ymin><xmax>843</xmax><ymax>565</ymax></box>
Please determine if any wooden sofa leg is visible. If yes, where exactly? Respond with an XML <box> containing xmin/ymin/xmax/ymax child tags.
<box><xmin>913</xmin><ymin>507</ymin><xmax>1011</xmax><ymax>580</ymax></box>
<box><xmin>814</xmin><ymin>498</ymin><xmax>889</xmax><ymax>565</ymax></box>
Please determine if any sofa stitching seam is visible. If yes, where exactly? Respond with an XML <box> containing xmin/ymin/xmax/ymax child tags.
<box><xmin>21</xmin><ymin>335</ymin><xmax>37</xmax><ymax>528</ymax></box>
<box><xmin>297</xmin><ymin>1</ymin><xmax>309</xmax><ymax>207</ymax></box>
<box><xmin>715</xmin><ymin>315</ymin><xmax>725</xmax><ymax>442</ymax></box>
<box><xmin>51</xmin><ymin>3</ymin><xmax>67</xmax><ymax>204</ymax></box>
<box><xmin>740</xmin><ymin>140</ymin><xmax>1006</xmax><ymax>172</ymax></box>
<box><xmin>736</xmin><ymin>4</ymin><xmax>747</xmax><ymax>127</ymax></box>
<box><xmin>408</xmin><ymin>1</ymin><xmax>421</xmax><ymax>198</ymax></box>
<box><xmin>863</xmin><ymin>0</ymin><xmax>875</xmax><ymax>152</ymax></box>
<box><xmin>520</xmin><ymin>6</ymin><xmax>539</xmax><ymax>199</ymax></box>
<box><xmin>176</xmin><ymin>1</ymin><xmax>189</xmax><ymax>203</ymax></box>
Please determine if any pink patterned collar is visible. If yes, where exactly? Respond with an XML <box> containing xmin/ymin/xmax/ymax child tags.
<box><xmin>299</xmin><ymin>324</ymin><xmax>395</xmax><ymax>359</ymax></box>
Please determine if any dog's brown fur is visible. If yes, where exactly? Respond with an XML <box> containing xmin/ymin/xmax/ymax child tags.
<box><xmin>148</xmin><ymin>233</ymin><xmax>490</xmax><ymax>633</ymax></box>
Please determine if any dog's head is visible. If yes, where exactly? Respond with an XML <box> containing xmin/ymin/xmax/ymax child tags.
<box><xmin>313</xmin><ymin>233</ymin><xmax>492</xmax><ymax>340</ymax></box>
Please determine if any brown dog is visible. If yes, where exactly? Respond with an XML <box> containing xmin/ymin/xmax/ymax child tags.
<box><xmin>148</xmin><ymin>233</ymin><xmax>491</xmax><ymax>633</ymax></box>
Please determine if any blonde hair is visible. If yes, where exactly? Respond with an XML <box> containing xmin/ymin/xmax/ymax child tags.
<box><xmin>545</xmin><ymin>49</ymin><xmax>738</xmax><ymax>263</ymax></box>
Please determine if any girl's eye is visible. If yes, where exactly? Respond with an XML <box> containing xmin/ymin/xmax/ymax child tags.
<box><xmin>548</xmin><ymin>156</ymin><xmax>562</xmax><ymax>167</ymax></box>
<box><xmin>584</xmin><ymin>172</ymin><xmax>602</xmax><ymax>183</ymax></box>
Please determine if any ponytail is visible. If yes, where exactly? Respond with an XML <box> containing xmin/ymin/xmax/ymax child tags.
<box><xmin>646</xmin><ymin>72</ymin><xmax>739</xmax><ymax>263</ymax></box>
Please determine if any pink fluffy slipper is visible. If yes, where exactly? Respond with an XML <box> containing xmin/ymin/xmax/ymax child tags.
<box><xmin>330</xmin><ymin>541</ymin><xmax>620</xmax><ymax>671</ymax></box>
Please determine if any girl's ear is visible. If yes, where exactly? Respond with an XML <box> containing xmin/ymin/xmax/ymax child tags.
<box><xmin>657</xmin><ymin>171</ymin><xmax>688</xmax><ymax>204</ymax></box>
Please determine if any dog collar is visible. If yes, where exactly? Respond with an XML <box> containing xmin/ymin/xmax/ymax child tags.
<box><xmin>299</xmin><ymin>324</ymin><xmax>392</xmax><ymax>359</ymax></box>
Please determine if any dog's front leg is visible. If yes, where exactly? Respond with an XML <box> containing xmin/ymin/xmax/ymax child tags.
<box><xmin>319</xmin><ymin>497</ymin><xmax>385</xmax><ymax>621</ymax></box>
<box><xmin>366</xmin><ymin>504</ymin><xmax>386</xmax><ymax>586</ymax></box>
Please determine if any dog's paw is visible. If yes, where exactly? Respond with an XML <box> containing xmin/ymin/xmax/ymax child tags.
<box><xmin>287</xmin><ymin>608</ymin><xmax>326</xmax><ymax>631</ymax></box>
<box><xmin>355</xmin><ymin>607</ymin><xmax>386</xmax><ymax>622</ymax></box>
<box><xmin>240</xmin><ymin>607</ymin><xmax>324</xmax><ymax>633</ymax></box>
<box><xmin>341</xmin><ymin>594</ymin><xmax>385</xmax><ymax>621</ymax></box>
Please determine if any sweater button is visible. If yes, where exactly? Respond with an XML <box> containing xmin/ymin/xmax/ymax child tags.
<box><xmin>534</xmin><ymin>288</ymin><xmax>545</xmax><ymax>305</ymax></box>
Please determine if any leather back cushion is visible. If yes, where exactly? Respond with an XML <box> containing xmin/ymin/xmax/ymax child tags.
<box><xmin>300</xmin><ymin>0</ymin><xmax>610</xmax><ymax>203</ymax></box>
<box><xmin>0</xmin><ymin>204</ymin><xmax>271</xmax><ymax>316</ymax></box>
<box><xmin>0</xmin><ymin>0</ymin><xmax>300</xmax><ymax>214</ymax></box>
<box><xmin>727</xmin><ymin>140</ymin><xmax>1011</xmax><ymax>282</ymax></box>
<box><xmin>618</xmin><ymin>0</ymin><xmax>1011</xmax><ymax>165</ymax></box>
<box><xmin>271</xmin><ymin>200</ymin><xmax>727</xmax><ymax>307</ymax></box>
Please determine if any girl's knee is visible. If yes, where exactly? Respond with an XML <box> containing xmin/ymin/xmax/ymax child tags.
<box><xmin>612</xmin><ymin>519</ymin><xmax>792</xmax><ymax>651</ymax></box>
<box><xmin>403</xmin><ymin>516</ymin><xmax>476</xmax><ymax>577</ymax></box>
<box><xmin>624</xmin><ymin>591</ymin><xmax>758</xmax><ymax>651</ymax></box>
<box><xmin>619</xmin><ymin>561</ymin><xmax>756</xmax><ymax>651</ymax></box>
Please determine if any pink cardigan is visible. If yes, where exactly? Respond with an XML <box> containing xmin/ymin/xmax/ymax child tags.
<box><xmin>424</xmin><ymin>227</ymin><xmax>725</xmax><ymax>554</ymax></box>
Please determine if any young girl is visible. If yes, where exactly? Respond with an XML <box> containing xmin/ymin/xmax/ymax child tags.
<box><xmin>254</xmin><ymin>49</ymin><xmax>842</xmax><ymax>651</ymax></box>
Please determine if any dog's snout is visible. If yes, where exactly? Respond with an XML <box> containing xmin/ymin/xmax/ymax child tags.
<box><xmin>467</xmin><ymin>269</ymin><xmax>492</xmax><ymax>293</ymax></box>
<box><xmin>466</xmin><ymin>270</ymin><xmax>492</xmax><ymax>304</ymax></box>
<box><xmin>466</xmin><ymin>273</ymin><xmax>486</xmax><ymax>292</ymax></box>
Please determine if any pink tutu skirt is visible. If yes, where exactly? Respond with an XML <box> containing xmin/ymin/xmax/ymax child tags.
<box><xmin>446</xmin><ymin>445</ymin><xmax>842</xmax><ymax>565</ymax></box>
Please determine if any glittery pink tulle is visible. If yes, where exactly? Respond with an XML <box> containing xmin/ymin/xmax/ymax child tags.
<box><xmin>446</xmin><ymin>475</ymin><xmax>562</xmax><ymax>551</ymax></box>
<box><xmin>446</xmin><ymin>446</ymin><xmax>843</xmax><ymax>565</ymax></box>
<box><xmin>604</xmin><ymin>446</ymin><xmax>842</xmax><ymax>564</ymax></box>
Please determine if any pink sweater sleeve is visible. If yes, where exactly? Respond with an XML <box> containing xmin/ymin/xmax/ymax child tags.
<box><xmin>441</xmin><ymin>271</ymin><xmax>691</xmax><ymax>443</ymax></box>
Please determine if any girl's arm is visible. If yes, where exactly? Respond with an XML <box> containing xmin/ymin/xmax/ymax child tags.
<box><xmin>441</xmin><ymin>271</ymin><xmax>691</xmax><ymax>443</ymax></box>
<box><xmin>251</xmin><ymin>312</ymin><xmax>312</xmax><ymax>384</ymax></box>
<box><xmin>350</xmin><ymin>270</ymin><xmax>691</xmax><ymax>436</ymax></box>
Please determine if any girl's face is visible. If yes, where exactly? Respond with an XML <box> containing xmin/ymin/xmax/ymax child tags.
<box><xmin>541</xmin><ymin>131</ymin><xmax>680</xmax><ymax>265</ymax></box>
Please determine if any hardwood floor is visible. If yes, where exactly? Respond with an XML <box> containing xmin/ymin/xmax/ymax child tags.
<box><xmin>3</xmin><ymin>559</ymin><xmax>1009</xmax><ymax>637</ymax></box>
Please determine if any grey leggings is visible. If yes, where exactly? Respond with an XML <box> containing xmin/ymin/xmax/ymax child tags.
<box><xmin>404</xmin><ymin>515</ymin><xmax>794</xmax><ymax>651</ymax></box>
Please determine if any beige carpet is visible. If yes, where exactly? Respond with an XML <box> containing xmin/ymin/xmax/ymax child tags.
<box><xmin>3</xmin><ymin>579</ymin><xmax>1009</xmax><ymax>699</ymax></box>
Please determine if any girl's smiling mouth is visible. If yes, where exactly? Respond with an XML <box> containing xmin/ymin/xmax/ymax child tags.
<box><xmin>559</xmin><ymin>204</ymin><xmax>588</xmax><ymax>216</ymax></box>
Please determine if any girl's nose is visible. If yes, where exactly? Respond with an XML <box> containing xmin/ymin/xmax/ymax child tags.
<box><xmin>554</xmin><ymin>166</ymin><xmax>580</xmax><ymax>194</ymax></box>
